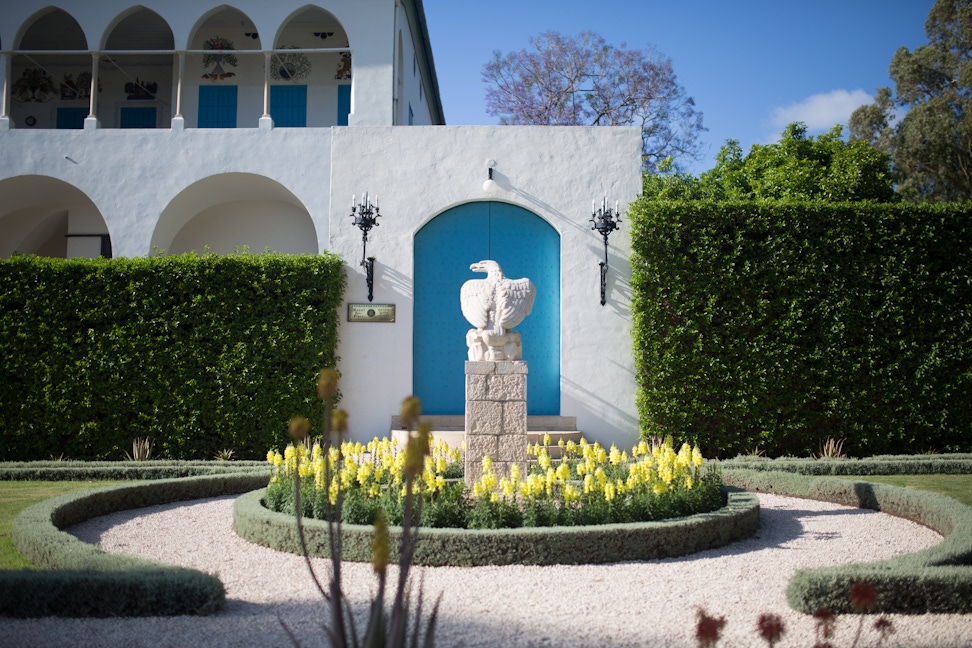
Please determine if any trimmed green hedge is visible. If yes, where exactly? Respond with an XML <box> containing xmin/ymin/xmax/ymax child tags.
<box><xmin>233</xmin><ymin>487</ymin><xmax>759</xmax><ymax>566</ymax></box>
<box><xmin>630</xmin><ymin>200</ymin><xmax>972</xmax><ymax>457</ymax></box>
<box><xmin>723</xmin><ymin>469</ymin><xmax>972</xmax><ymax>614</ymax></box>
<box><xmin>715</xmin><ymin>453</ymin><xmax>972</xmax><ymax>476</ymax></box>
<box><xmin>4</xmin><ymin>473</ymin><xmax>267</xmax><ymax>617</ymax></box>
<box><xmin>0</xmin><ymin>253</ymin><xmax>345</xmax><ymax>461</ymax></box>
<box><xmin>0</xmin><ymin>460</ymin><xmax>270</xmax><ymax>481</ymax></box>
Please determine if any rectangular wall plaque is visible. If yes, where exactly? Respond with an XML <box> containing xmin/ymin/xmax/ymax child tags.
<box><xmin>348</xmin><ymin>303</ymin><xmax>396</xmax><ymax>323</ymax></box>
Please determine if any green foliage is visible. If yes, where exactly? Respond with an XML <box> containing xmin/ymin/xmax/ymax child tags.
<box><xmin>849</xmin><ymin>0</ymin><xmax>972</xmax><ymax>201</ymax></box>
<box><xmin>643</xmin><ymin>123</ymin><xmax>897</xmax><ymax>202</ymax></box>
<box><xmin>630</xmin><ymin>199</ymin><xmax>972</xmax><ymax>457</ymax></box>
<box><xmin>236</xmin><ymin>487</ymin><xmax>760</xmax><ymax>566</ymax></box>
<box><xmin>5</xmin><ymin>474</ymin><xmax>267</xmax><ymax>617</ymax></box>
<box><xmin>0</xmin><ymin>460</ymin><xmax>269</xmax><ymax>481</ymax></box>
<box><xmin>0</xmin><ymin>253</ymin><xmax>345</xmax><ymax>461</ymax></box>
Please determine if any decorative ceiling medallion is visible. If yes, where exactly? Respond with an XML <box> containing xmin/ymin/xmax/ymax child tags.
<box><xmin>271</xmin><ymin>46</ymin><xmax>311</xmax><ymax>81</ymax></box>
<box><xmin>202</xmin><ymin>36</ymin><xmax>238</xmax><ymax>80</ymax></box>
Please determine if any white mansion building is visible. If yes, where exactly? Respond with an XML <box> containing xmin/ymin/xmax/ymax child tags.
<box><xmin>0</xmin><ymin>0</ymin><xmax>642</xmax><ymax>448</ymax></box>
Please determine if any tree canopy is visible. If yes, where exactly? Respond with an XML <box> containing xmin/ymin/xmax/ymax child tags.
<box><xmin>849</xmin><ymin>0</ymin><xmax>972</xmax><ymax>201</ymax></box>
<box><xmin>643</xmin><ymin>122</ymin><xmax>897</xmax><ymax>202</ymax></box>
<box><xmin>481</xmin><ymin>31</ymin><xmax>705</xmax><ymax>172</ymax></box>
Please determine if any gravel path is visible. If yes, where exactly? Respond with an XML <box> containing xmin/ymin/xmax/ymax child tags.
<box><xmin>1</xmin><ymin>493</ymin><xmax>970</xmax><ymax>647</ymax></box>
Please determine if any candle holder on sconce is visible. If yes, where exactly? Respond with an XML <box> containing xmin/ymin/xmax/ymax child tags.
<box><xmin>590</xmin><ymin>197</ymin><xmax>621</xmax><ymax>306</ymax></box>
<box><xmin>350</xmin><ymin>192</ymin><xmax>381</xmax><ymax>302</ymax></box>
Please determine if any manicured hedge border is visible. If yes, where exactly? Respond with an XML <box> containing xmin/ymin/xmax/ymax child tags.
<box><xmin>232</xmin><ymin>487</ymin><xmax>760</xmax><ymax>567</ymax></box>
<box><xmin>715</xmin><ymin>453</ymin><xmax>972</xmax><ymax>476</ymax></box>
<box><xmin>4</xmin><ymin>473</ymin><xmax>268</xmax><ymax>618</ymax></box>
<box><xmin>722</xmin><ymin>469</ymin><xmax>972</xmax><ymax>614</ymax></box>
<box><xmin>0</xmin><ymin>460</ymin><xmax>270</xmax><ymax>481</ymax></box>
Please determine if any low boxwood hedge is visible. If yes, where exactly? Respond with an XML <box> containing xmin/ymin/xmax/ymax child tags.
<box><xmin>723</xmin><ymin>469</ymin><xmax>972</xmax><ymax>614</ymax></box>
<box><xmin>4</xmin><ymin>473</ymin><xmax>267</xmax><ymax>617</ymax></box>
<box><xmin>232</xmin><ymin>487</ymin><xmax>760</xmax><ymax>567</ymax></box>
<box><xmin>715</xmin><ymin>453</ymin><xmax>972</xmax><ymax>476</ymax></box>
<box><xmin>0</xmin><ymin>460</ymin><xmax>270</xmax><ymax>481</ymax></box>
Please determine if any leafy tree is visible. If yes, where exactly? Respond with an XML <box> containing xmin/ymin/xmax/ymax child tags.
<box><xmin>482</xmin><ymin>31</ymin><xmax>705</xmax><ymax>172</ymax></box>
<box><xmin>849</xmin><ymin>0</ymin><xmax>972</xmax><ymax>201</ymax></box>
<box><xmin>643</xmin><ymin>123</ymin><xmax>897</xmax><ymax>202</ymax></box>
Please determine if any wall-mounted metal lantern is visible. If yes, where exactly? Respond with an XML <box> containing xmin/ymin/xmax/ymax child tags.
<box><xmin>350</xmin><ymin>192</ymin><xmax>381</xmax><ymax>302</ymax></box>
<box><xmin>590</xmin><ymin>197</ymin><xmax>621</xmax><ymax>306</ymax></box>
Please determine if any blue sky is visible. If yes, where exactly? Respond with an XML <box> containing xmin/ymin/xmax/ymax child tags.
<box><xmin>421</xmin><ymin>0</ymin><xmax>935</xmax><ymax>174</ymax></box>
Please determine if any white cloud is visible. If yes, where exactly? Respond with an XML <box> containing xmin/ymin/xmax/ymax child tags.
<box><xmin>769</xmin><ymin>89</ymin><xmax>873</xmax><ymax>133</ymax></box>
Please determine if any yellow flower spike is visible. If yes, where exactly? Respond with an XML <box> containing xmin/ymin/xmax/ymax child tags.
<box><xmin>584</xmin><ymin>473</ymin><xmax>594</xmax><ymax>494</ymax></box>
<box><xmin>609</xmin><ymin>445</ymin><xmax>621</xmax><ymax>465</ymax></box>
<box><xmin>616</xmin><ymin>478</ymin><xmax>625</xmax><ymax>495</ymax></box>
<box><xmin>558</xmin><ymin>438</ymin><xmax>565</xmax><ymax>448</ymax></box>
<box><xmin>621</xmin><ymin>450</ymin><xmax>629</xmax><ymax>463</ymax></box>
<box><xmin>538</xmin><ymin>449</ymin><xmax>551</xmax><ymax>471</ymax></box>
<box><xmin>566</xmin><ymin>440</ymin><xmax>577</xmax><ymax>455</ymax></box>
<box><xmin>473</xmin><ymin>481</ymin><xmax>484</xmax><ymax>498</ymax></box>
<box><xmin>692</xmin><ymin>446</ymin><xmax>704</xmax><ymax>467</ymax></box>
<box><xmin>436</xmin><ymin>457</ymin><xmax>447</xmax><ymax>474</ymax></box>
<box><xmin>653</xmin><ymin>481</ymin><xmax>666</xmax><ymax>495</ymax></box>
<box><xmin>686</xmin><ymin>476</ymin><xmax>694</xmax><ymax>489</ymax></box>
<box><xmin>317</xmin><ymin>368</ymin><xmax>339</xmax><ymax>400</ymax></box>
<box><xmin>543</xmin><ymin>432</ymin><xmax>551</xmax><ymax>447</ymax></box>
<box><xmin>604</xmin><ymin>481</ymin><xmax>616</xmax><ymax>502</ymax></box>
<box><xmin>481</xmin><ymin>455</ymin><xmax>493</xmax><ymax>472</ymax></box>
<box><xmin>595</xmin><ymin>466</ymin><xmax>608</xmax><ymax>487</ymax></box>
<box><xmin>556</xmin><ymin>461</ymin><xmax>570</xmax><ymax>483</ymax></box>
<box><xmin>266</xmin><ymin>449</ymin><xmax>276</xmax><ymax>464</ymax></box>
<box><xmin>490</xmin><ymin>492</ymin><xmax>500</xmax><ymax>503</ymax></box>
<box><xmin>372</xmin><ymin>508</ymin><xmax>389</xmax><ymax>576</ymax></box>
<box><xmin>435</xmin><ymin>475</ymin><xmax>445</xmax><ymax>490</ymax></box>
<box><xmin>510</xmin><ymin>463</ymin><xmax>521</xmax><ymax>483</ymax></box>
<box><xmin>596</xmin><ymin>446</ymin><xmax>608</xmax><ymax>464</ymax></box>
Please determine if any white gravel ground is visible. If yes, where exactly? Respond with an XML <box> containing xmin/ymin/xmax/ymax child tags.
<box><xmin>1</xmin><ymin>492</ymin><xmax>970</xmax><ymax>648</ymax></box>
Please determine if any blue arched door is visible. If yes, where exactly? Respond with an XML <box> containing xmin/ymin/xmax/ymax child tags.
<box><xmin>413</xmin><ymin>202</ymin><xmax>560</xmax><ymax>415</ymax></box>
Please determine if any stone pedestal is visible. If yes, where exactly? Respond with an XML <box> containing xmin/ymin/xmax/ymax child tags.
<box><xmin>464</xmin><ymin>360</ymin><xmax>528</xmax><ymax>488</ymax></box>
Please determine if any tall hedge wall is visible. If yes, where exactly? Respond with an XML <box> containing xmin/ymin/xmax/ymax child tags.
<box><xmin>0</xmin><ymin>253</ymin><xmax>345</xmax><ymax>461</ymax></box>
<box><xmin>630</xmin><ymin>200</ymin><xmax>972</xmax><ymax>458</ymax></box>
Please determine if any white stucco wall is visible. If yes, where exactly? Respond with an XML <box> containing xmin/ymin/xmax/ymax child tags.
<box><xmin>329</xmin><ymin>126</ymin><xmax>643</xmax><ymax>448</ymax></box>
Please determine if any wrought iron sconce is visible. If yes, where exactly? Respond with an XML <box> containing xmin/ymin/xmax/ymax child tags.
<box><xmin>350</xmin><ymin>192</ymin><xmax>381</xmax><ymax>302</ymax></box>
<box><xmin>590</xmin><ymin>197</ymin><xmax>621</xmax><ymax>306</ymax></box>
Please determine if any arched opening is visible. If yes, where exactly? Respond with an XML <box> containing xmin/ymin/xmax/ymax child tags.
<box><xmin>11</xmin><ymin>8</ymin><xmax>89</xmax><ymax>129</ymax></box>
<box><xmin>413</xmin><ymin>201</ymin><xmax>561</xmax><ymax>415</ymax></box>
<box><xmin>0</xmin><ymin>176</ymin><xmax>109</xmax><ymax>259</ymax></box>
<box><xmin>152</xmin><ymin>173</ymin><xmax>316</xmax><ymax>255</ymax></box>
<box><xmin>187</xmin><ymin>6</ymin><xmax>262</xmax><ymax>128</ymax></box>
<box><xmin>102</xmin><ymin>7</ymin><xmax>175</xmax><ymax>128</ymax></box>
<box><xmin>274</xmin><ymin>5</ymin><xmax>351</xmax><ymax>127</ymax></box>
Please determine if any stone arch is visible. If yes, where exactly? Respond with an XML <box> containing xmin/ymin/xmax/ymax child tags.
<box><xmin>102</xmin><ymin>7</ymin><xmax>175</xmax><ymax>129</ymax></box>
<box><xmin>0</xmin><ymin>175</ymin><xmax>109</xmax><ymax>259</ymax></box>
<box><xmin>413</xmin><ymin>201</ymin><xmax>561</xmax><ymax>415</ymax></box>
<box><xmin>16</xmin><ymin>7</ymin><xmax>87</xmax><ymax>50</ymax></box>
<box><xmin>152</xmin><ymin>173</ymin><xmax>317</xmax><ymax>255</ymax></box>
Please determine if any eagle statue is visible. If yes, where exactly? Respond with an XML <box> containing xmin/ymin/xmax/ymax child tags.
<box><xmin>460</xmin><ymin>260</ymin><xmax>536</xmax><ymax>361</ymax></box>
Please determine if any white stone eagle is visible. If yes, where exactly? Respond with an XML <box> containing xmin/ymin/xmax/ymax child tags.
<box><xmin>460</xmin><ymin>260</ymin><xmax>535</xmax><ymax>361</ymax></box>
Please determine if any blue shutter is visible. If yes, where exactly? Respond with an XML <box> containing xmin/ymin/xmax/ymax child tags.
<box><xmin>413</xmin><ymin>202</ymin><xmax>561</xmax><ymax>415</ymax></box>
<box><xmin>337</xmin><ymin>85</ymin><xmax>351</xmax><ymax>126</ymax></box>
<box><xmin>56</xmin><ymin>107</ymin><xmax>87</xmax><ymax>129</ymax></box>
<box><xmin>199</xmin><ymin>86</ymin><xmax>237</xmax><ymax>128</ymax></box>
<box><xmin>120</xmin><ymin>107</ymin><xmax>156</xmax><ymax>128</ymax></box>
<box><xmin>270</xmin><ymin>85</ymin><xmax>307</xmax><ymax>127</ymax></box>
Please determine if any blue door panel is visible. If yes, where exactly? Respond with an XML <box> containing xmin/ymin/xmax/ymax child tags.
<box><xmin>413</xmin><ymin>202</ymin><xmax>560</xmax><ymax>415</ymax></box>
<box><xmin>413</xmin><ymin>204</ymin><xmax>488</xmax><ymax>413</ymax></box>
